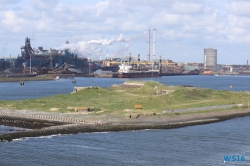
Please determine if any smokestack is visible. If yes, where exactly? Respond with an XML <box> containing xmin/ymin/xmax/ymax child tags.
<box><xmin>106</xmin><ymin>51</ymin><xmax>108</xmax><ymax>59</ymax></box>
<box><xmin>148</xmin><ymin>29</ymin><xmax>150</xmax><ymax>62</ymax></box>
<box><xmin>204</xmin><ymin>53</ymin><xmax>206</xmax><ymax>69</ymax></box>
<box><xmin>153</xmin><ymin>29</ymin><xmax>156</xmax><ymax>60</ymax></box>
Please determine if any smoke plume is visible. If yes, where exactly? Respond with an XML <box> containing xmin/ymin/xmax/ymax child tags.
<box><xmin>87</xmin><ymin>34</ymin><xmax>128</xmax><ymax>45</ymax></box>
<box><xmin>54</xmin><ymin>34</ymin><xmax>129</xmax><ymax>59</ymax></box>
<box><xmin>111</xmin><ymin>43</ymin><xmax>130</xmax><ymax>58</ymax></box>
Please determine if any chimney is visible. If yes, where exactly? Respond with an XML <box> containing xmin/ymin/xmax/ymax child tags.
<box><xmin>153</xmin><ymin>29</ymin><xmax>156</xmax><ymax>60</ymax></box>
<box><xmin>148</xmin><ymin>29</ymin><xmax>150</xmax><ymax>62</ymax></box>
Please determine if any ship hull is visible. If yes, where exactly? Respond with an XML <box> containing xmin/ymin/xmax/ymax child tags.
<box><xmin>93</xmin><ymin>73</ymin><xmax>118</xmax><ymax>78</ymax></box>
<box><xmin>118</xmin><ymin>72</ymin><xmax>159</xmax><ymax>78</ymax></box>
<box><xmin>159</xmin><ymin>73</ymin><xmax>199</xmax><ymax>76</ymax></box>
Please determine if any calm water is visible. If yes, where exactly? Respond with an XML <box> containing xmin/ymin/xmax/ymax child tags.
<box><xmin>0</xmin><ymin>75</ymin><xmax>250</xmax><ymax>100</ymax></box>
<box><xmin>1</xmin><ymin>75</ymin><xmax>250</xmax><ymax>165</ymax></box>
<box><xmin>1</xmin><ymin>117</ymin><xmax>250</xmax><ymax>166</ymax></box>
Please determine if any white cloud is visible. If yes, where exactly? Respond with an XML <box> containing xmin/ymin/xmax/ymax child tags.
<box><xmin>227</xmin><ymin>1</ymin><xmax>250</xmax><ymax>16</ymax></box>
<box><xmin>96</xmin><ymin>0</ymin><xmax>109</xmax><ymax>16</ymax></box>
<box><xmin>151</xmin><ymin>12</ymin><xmax>180</xmax><ymax>25</ymax></box>
<box><xmin>228</xmin><ymin>15</ymin><xmax>250</xmax><ymax>28</ymax></box>
<box><xmin>172</xmin><ymin>2</ymin><xmax>203</xmax><ymax>14</ymax></box>
<box><xmin>0</xmin><ymin>0</ymin><xmax>21</xmax><ymax>5</ymax></box>
<box><xmin>0</xmin><ymin>0</ymin><xmax>250</xmax><ymax>64</ymax></box>
<box><xmin>166</xmin><ymin>30</ymin><xmax>195</xmax><ymax>38</ymax></box>
<box><xmin>120</xmin><ymin>21</ymin><xmax>147</xmax><ymax>31</ymax></box>
<box><xmin>1</xmin><ymin>10</ymin><xmax>23</xmax><ymax>32</ymax></box>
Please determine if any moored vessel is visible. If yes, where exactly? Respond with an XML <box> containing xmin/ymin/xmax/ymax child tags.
<box><xmin>117</xmin><ymin>63</ymin><xmax>159</xmax><ymax>78</ymax></box>
<box><xmin>118</xmin><ymin>71</ymin><xmax>159</xmax><ymax>78</ymax></box>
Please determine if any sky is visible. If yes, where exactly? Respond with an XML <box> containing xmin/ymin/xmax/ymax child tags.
<box><xmin>1</xmin><ymin>0</ymin><xmax>250</xmax><ymax>64</ymax></box>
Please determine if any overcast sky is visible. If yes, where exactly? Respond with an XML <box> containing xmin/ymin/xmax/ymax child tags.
<box><xmin>1</xmin><ymin>0</ymin><xmax>250</xmax><ymax>64</ymax></box>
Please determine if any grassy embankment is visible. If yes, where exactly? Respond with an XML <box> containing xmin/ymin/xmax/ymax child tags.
<box><xmin>0</xmin><ymin>81</ymin><xmax>249</xmax><ymax>116</ymax></box>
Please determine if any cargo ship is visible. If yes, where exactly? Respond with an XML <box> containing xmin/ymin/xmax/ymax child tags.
<box><xmin>117</xmin><ymin>63</ymin><xmax>159</xmax><ymax>78</ymax></box>
<box><xmin>118</xmin><ymin>71</ymin><xmax>159</xmax><ymax>78</ymax></box>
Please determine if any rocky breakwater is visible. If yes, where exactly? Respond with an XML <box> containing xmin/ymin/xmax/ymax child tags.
<box><xmin>0</xmin><ymin>116</ymin><xmax>221</xmax><ymax>142</ymax></box>
<box><xmin>0</xmin><ymin>110</ymin><xmax>108</xmax><ymax>142</ymax></box>
<box><xmin>1</xmin><ymin>108</ymin><xmax>250</xmax><ymax>142</ymax></box>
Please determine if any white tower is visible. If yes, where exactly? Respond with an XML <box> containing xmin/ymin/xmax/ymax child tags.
<box><xmin>153</xmin><ymin>29</ymin><xmax>156</xmax><ymax>60</ymax></box>
<box><xmin>148</xmin><ymin>29</ymin><xmax>150</xmax><ymax>62</ymax></box>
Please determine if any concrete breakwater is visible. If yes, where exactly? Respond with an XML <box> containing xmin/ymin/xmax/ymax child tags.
<box><xmin>0</xmin><ymin>111</ymin><xmax>103</xmax><ymax>125</ymax></box>
<box><xmin>0</xmin><ymin>116</ymin><xmax>67</xmax><ymax>129</ymax></box>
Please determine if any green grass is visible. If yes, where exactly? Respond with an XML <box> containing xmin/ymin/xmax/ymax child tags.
<box><xmin>0</xmin><ymin>81</ymin><xmax>249</xmax><ymax>116</ymax></box>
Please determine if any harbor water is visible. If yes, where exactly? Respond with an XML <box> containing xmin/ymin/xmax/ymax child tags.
<box><xmin>0</xmin><ymin>75</ymin><xmax>250</xmax><ymax>165</ymax></box>
<box><xmin>0</xmin><ymin>75</ymin><xmax>249</xmax><ymax>101</ymax></box>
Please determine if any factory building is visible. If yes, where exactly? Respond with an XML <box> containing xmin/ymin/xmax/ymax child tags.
<box><xmin>204</xmin><ymin>48</ymin><xmax>217</xmax><ymax>70</ymax></box>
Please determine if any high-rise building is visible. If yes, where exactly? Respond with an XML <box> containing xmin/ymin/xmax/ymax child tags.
<box><xmin>204</xmin><ymin>48</ymin><xmax>217</xmax><ymax>69</ymax></box>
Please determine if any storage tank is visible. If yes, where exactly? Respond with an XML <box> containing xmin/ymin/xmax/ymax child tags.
<box><xmin>204</xmin><ymin>48</ymin><xmax>217</xmax><ymax>69</ymax></box>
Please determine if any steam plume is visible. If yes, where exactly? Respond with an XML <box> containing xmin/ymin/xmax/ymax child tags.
<box><xmin>87</xmin><ymin>34</ymin><xmax>128</xmax><ymax>45</ymax></box>
<box><xmin>54</xmin><ymin>34</ymin><xmax>129</xmax><ymax>59</ymax></box>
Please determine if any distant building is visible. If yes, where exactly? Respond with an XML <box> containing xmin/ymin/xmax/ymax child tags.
<box><xmin>161</xmin><ymin>59</ymin><xmax>175</xmax><ymax>65</ymax></box>
<box><xmin>185</xmin><ymin>64</ymin><xmax>199</xmax><ymax>71</ymax></box>
<box><xmin>204</xmin><ymin>48</ymin><xmax>217</xmax><ymax>70</ymax></box>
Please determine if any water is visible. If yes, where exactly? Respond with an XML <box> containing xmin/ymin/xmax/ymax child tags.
<box><xmin>0</xmin><ymin>125</ymin><xmax>24</xmax><ymax>134</ymax></box>
<box><xmin>0</xmin><ymin>77</ymin><xmax>125</xmax><ymax>100</ymax></box>
<box><xmin>1</xmin><ymin>117</ymin><xmax>250</xmax><ymax>165</ymax></box>
<box><xmin>1</xmin><ymin>75</ymin><xmax>250</xmax><ymax>165</ymax></box>
<box><xmin>0</xmin><ymin>75</ymin><xmax>250</xmax><ymax>100</ymax></box>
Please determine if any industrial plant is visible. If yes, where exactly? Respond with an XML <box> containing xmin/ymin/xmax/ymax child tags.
<box><xmin>0</xmin><ymin>31</ymin><xmax>250</xmax><ymax>78</ymax></box>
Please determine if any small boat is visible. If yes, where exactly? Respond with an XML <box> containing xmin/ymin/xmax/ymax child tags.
<box><xmin>53</xmin><ymin>76</ymin><xmax>60</xmax><ymax>80</ymax></box>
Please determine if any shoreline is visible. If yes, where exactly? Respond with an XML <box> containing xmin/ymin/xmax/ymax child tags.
<box><xmin>0</xmin><ymin>76</ymin><xmax>54</xmax><ymax>82</ymax></box>
<box><xmin>1</xmin><ymin>109</ymin><xmax>250</xmax><ymax>142</ymax></box>
<box><xmin>0</xmin><ymin>74</ymin><xmax>93</xmax><ymax>83</ymax></box>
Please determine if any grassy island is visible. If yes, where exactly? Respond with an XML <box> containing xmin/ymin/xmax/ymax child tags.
<box><xmin>1</xmin><ymin>81</ymin><xmax>250</xmax><ymax>141</ymax></box>
<box><xmin>0</xmin><ymin>81</ymin><xmax>249</xmax><ymax>117</ymax></box>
